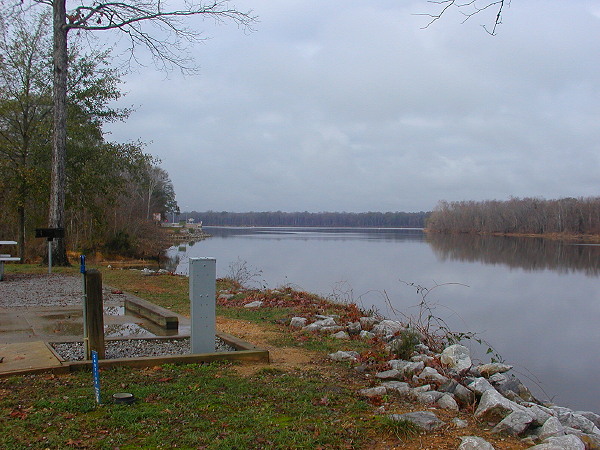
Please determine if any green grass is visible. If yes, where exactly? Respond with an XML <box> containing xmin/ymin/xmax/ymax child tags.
<box><xmin>1</xmin><ymin>264</ymin><xmax>419</xmax><ymax>448</ymax></box>
<box><xmin>0</xmin><ymin>363</ymin><xmax>375</xmax><ymax>449</ymax></box>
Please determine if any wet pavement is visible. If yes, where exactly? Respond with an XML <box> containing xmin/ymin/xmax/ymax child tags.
<box><xmin>0</xmin><ymin>273</ymin><xmax>190</xmax><ymax>375</ymax></box>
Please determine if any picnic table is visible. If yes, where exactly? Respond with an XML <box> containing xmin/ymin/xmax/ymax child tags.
<box><xmin>0</xmin><ymin>241</ymin><xmax>20</xmax><ymax>281</ymax></box>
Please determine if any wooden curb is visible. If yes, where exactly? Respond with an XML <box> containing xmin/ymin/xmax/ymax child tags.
<box><xmin>0</xmin><ymin>333</ymin><xmax>269</xmax><ymax>378</ymax></box>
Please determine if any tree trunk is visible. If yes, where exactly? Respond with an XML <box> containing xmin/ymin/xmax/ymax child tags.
<box><xmin>49</xmin><ymin>0</ymin><xmax>69</xmax><ymax>266</ymax></box>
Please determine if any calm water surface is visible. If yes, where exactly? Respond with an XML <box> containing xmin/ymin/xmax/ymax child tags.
<box><xmin>167</xmin><ymin>227</ymin><xmax>600</xmax><ymax>413</ymax></box>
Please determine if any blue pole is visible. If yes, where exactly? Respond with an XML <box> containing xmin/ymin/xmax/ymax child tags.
<box><xmin>92</xmin><ymin>350</ymin><xmax>101</xmax><ymax>404</ymax></box>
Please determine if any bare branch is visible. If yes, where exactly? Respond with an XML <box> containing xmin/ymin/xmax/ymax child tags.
<box><xmin>418</xmin><ymin>0</ymin><xmax>508</xmax><ymax>35</ymax></box>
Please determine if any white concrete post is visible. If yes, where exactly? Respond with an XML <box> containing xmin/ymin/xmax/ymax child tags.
<box><xmin>189</xmin><ymin>257</ymin><xmax>216</xmax><ymax>353</ymax></box>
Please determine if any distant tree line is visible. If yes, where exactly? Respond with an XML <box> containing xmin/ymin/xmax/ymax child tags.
<box><xmin>187</xmin><ymin>211</ymin><xmax>429</xmax><ymax>228</ymax></box>
<box><xmin>426</xmin><ymin>197</ymin><xmax>600</xmax><ymax>236</ymax></box>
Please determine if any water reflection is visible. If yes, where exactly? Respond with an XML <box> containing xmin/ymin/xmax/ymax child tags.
<box><xmin>426</xmin><ymin>233</ymin><xmax>600</xmax><ymax>276</ymax></box>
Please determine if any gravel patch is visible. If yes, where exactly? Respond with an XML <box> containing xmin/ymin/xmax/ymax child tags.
<box><xmin>52</xmin><ymin>337</ymin><xmax>236</xmax><ymax>361</ymax></box>
<box><xmin>0</xmin><ymin>273</ymin><xmax>123</xmax><ymax>308</ymax></box>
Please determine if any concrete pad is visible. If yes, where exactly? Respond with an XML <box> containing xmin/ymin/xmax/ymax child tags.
<box><xmin>0</xmin><ymin>341</ymin><xmax>64</xmax><ymax>375</ymax></box>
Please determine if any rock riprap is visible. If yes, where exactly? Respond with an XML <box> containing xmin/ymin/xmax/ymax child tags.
<box><xmin>283</xmin><ymin>313</ymin><xmax>600</xmax><ymax>449</ymax></box>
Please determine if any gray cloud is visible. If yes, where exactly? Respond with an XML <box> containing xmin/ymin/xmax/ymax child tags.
<box><xmin>106</xmin><ymin>0</ymin><xmax>600</xmax><ymax>212</ymax></box>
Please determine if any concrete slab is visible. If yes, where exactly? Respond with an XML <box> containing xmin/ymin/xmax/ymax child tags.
<box><xmin>0</xmin><ymin>341</ymin><xmax>65</xmax><ymax>375</ymax></box>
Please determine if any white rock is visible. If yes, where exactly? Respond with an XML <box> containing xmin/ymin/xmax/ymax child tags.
<box><xmin>388</xmin><ymin>411</ymin><xmax>444</xmax><ymax>431</ymax></box>
<box><xmin>328</xmin><ymin>350</ymin><xmax>358</xmax><ymax>362</ymax></box>
<box><xmin>528</xmin><ymin>434</ymin><xmax>585</xmax><ymax>450</ymax></box>
<box><xmin>458</xmin><ymin>436</ymin><xmax>495</xmax><ymax>450</ymax></box>
<box><xmin>561</xmin><ymin>412</ymin><xmax>600</xmax><ymax>434</ymax></box>
<box><xmin>491</xmin><ymin>410</ymin><xmax>534</xmax><ymax>435</ymax></box>
<box><xmin>375</xmin><ymin>369</ymin><xmax>402</xmax><ymax>380</ymax></box>
<box><xmin>289</xmin><ymin>317</ymin><xmax>308</xmax><ymax>328</ymax></box>
<box><xmin>437</xmin><ymin>393</ymin><xmax>459</xmax><ymax>411</ymax></box>
<box><xmin>526</xmin><ymin>404</ymin><xmax>553</xmax><ymax>426</ymax></box>
<box><xmin>412</xmin><ymin>384</ymin><xmax>432</xmax><ymax>393</ymax></box>
<box><xmin>332</xmin><ymin>331</ymin><xmax>350</xmax><ymax>340</ymax></box>
<box><xmin>381</xmin><ymin>381</ymin><xmax>411</xmax><ymax>395</ymax></box>
<box><xmin>477</xmin><ymin>363</ymin><xmax>513</xmax><ymax>377</ymax></box>
<box><xmin>415</xmin><ymin>367</ymin><xmax>449</xmax><ymax>385</ymax></box>
<box><xmin>575</xmin><ymin>411</ymin><xmax>600</xmax><ymax>428</ymax></box>
<box><xmin>359</xmin><ymin>330</ymin><xmax>375</xmax><ymax>339</ymax></box>
<box><xmin>452</xmin><ymin>418</ymin><xmax>469</xmax><ymax>428</ymax></box>
<box><xmin>358</xmin><ymin>386</ymin><xmax>386</xmax><ymax>398</ymax></box>
<box><xmin>304</xmin><ymin>317</ymin><xmax>337</xmax><ymax>331</ymax></box>
<box><xmin>372</xmin><ymin>320</ymin><xmax>404</xmax><ymax>336</ymax></box>
<box><xmin>388</xmin><ymin>359</ymin><xmax>424</xmax><ymax>376</ymax></box>
<box><xmin>440</xmin><ymin>344</ymin><xmax>472</xmax><ymax>372</ymax></box>
<box><xmin>359</xmin><ymin>316</ymin><xmax>377</xmax><ymax>331</ymax></box>
<box><xmin>244</xmin><ymin>300</ymin><xmax>263</xmax><ymax>308</ymax></box>
<box><xmin>474</xmin><ymin>389</ymin><xmax>532</xmax><ymax>423</ymax></box>
<box><xmin>538</xmin><ymin>417</ymin><xmax>565</xmax><ymax>441</ymax></box>
<box><xmin>467</xmin><ymin>377</ymin><xmax>495</xmax><ymax>396</ymax></box>
<box><xmin>416</xmin><ymin>390</ymin><xmax>444</xmax><ymax>404</ymax></box>
<box><xmin>411</xmin><ymin>354</ymin><xmax>435</xmax><ymax>364</ymax></box>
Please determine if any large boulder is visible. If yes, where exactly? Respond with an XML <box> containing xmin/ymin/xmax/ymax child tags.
<box><xmin>491</xmin><ymin>410</ymin><xmax>534</xmax><ymax>436</ymax></box>
<box><xmin>359</xmin><ymin>316</ymin><xmax>377</xmax><ymax>331</ymax></box>
<box><xmin>416</xmin><ymin>390</ymin><xmax>445</xmax><ymax>405</ymax></box>
<box><xmin>328</xmin><ymin>350</ymin><xmax>359</xmax><ymax>362</ymax></box>
<box><xmin>358</xmin><ymin>386</ymin><xmax>386</xmax><ymax>398</ymax></box>
<box><xmin>477</xmin><ymin>363</ymin><xmax>513</xmax><ymax>377</ymax></box>
<box><xmin>538</xmin><ymin>417</ymin><xmax>566</xmax><ymax>441</ymax></box>
<box><xmin>304</xmin><ymin>317</ymin><xmax>337</xmax><ymax>331</ymax></box>
<box><xmin>440</xmin><ymin>344</ymin><xmax>472</xmax><ymax>372</ymax></box>
<box><xmin>454</xmin><ymin>383</ymin><xmax>476</xmax><ymax>407</ymax></box>
<box><xmin>414</xmin><ymin>367</ymin><xmax>449</xmax><ymax>385</ymax></box>
<box><xmin>388</xmin><ymin>359</ymin><xmax>424</xmax><ymax>377</ymax></box>
<box><xmin>375</xmin><ymin>369</ymin><xmax>402</xmax><ymax>381</ymax></box>
<box><xmin>372</xmin><ymin>320</ymin><xmax>404</xmax><ymax>336</ymax></box>
<box><xmin>437</xmin><ymin>393</ymin><xmax>459</xmax><ymax>411</ymax></box>
<box><xmin>559</xmin><ymin>412</ymin><xmax>600</xmax><ymax>434</ymax></box>
<box><xmin>493</xmin><ymin>374</ymin><xmax>535</xmax><ymax>402</ymax></box>
<box><xmin>528</xmin><ymin>434</ymin><xmax>586</xmax><ymax>450</ymax></box>
<box><xmin>388</xmin><ymin>411</ymin><xmax>444</xmax><ymax>431</ymax></box>
<box><xmin>381</xmin><ymin>381</ymin><xmax>411</xmax><ymax>396</ymax></box>
<box><xmin>467</xmin><ymin>377</ymin><xmax>496</xmax><ymax>396</ymax></box>
<box><xmin>474</xmin><ymin>389</ymin><xmax>531</xmax><ymax>423</ymax></box>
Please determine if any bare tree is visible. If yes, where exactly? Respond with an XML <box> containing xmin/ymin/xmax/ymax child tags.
<box><xmin>4</xmin><ymin>1</ymin><xmax>254</xmax><ymax>265</ymax></box>
<box><xmin>420</xmin><ymin>0</ymin><xmax>508</xmax><ymax>35</ymax></box>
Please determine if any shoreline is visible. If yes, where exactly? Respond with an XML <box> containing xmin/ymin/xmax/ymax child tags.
<box><xmin>424</xmin><ymin>229</ymin><xmax>600</xmax><ymax>243</ymax></box>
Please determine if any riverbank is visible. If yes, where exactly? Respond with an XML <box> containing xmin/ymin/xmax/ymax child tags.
<box><xmin>424</xmin><ymin>229</ymin><xmax>600</xmax><ymax>243</ymax></box>
<box><xmin>2</xmin><ymin>265</ymin><xmax>599</xmax><ymax>448</ymax></box>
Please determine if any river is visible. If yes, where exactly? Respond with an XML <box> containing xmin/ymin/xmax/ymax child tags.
<box><xmin>166</xmin><ymin>227</ymin><xmax>600</xmax><ymax>413</ymax></box>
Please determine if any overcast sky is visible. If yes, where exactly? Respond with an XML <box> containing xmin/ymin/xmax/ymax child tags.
<box><xmin>104</xmin><ymin>0</ymin><xmax>600</xmax><ymax>213</ymax></box>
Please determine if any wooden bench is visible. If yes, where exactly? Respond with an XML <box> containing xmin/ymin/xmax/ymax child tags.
<box><xmin>0</xmin><ymin>241</ymin><xmax>20</xmax><ymax>281</ymax></box>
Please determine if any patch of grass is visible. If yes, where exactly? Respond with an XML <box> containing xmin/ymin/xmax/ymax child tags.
<box><xmin>378</xmin><ymin>416</ymin><xmax>421</xmax><ymax>441</ymax></box>
<box><xmin>216</xmin><ymin>305</ymin><xmax>293</xmax><ymax>324</ymax></box>
<box><xmin>273</xmin><ymin>331</ymin><xmax>376</xmax><ymax>356</ymax></box>
<box><xmin>0</xmin><ymin>363</ymin><xmax>374</xmax><ymax>449</ymax></box>
<box><xmin>101</xmin><ymin>269</ymin><xmax>191</xmax><ymax>315</ymax></box>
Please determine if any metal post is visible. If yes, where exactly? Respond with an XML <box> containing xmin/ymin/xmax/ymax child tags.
<box><xmin>189</xmin><ymin>257</ymin><xmax>216</xmax><ymax>354</ymax></box>
<box><xmin>48</xmin><ymin>240</ymin><xmax>52</xmax><ymax>274</ymax></box>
